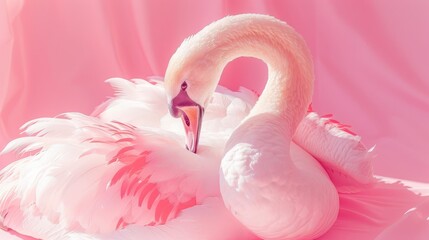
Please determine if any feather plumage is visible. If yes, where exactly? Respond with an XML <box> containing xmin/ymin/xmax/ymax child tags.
<box><xmin>0</xmin><ymin>77</ymin><xmax>372</xmax><ymax>239</ymax></box>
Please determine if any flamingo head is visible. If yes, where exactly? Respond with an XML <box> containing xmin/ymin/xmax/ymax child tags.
<box><xmin>164</xmin><ymin>38</ymin><xmax>221</xmax><ymax>154</ymax></box>
<box><xmin>165</xmin><ymin>79</ymin><xmax>204</xmax><ymax>154</ymax></box>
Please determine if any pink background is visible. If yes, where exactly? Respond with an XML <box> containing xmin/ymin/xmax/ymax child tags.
<box><xmin>1</xmin><ymin>1</ymin><xmax>428</xmax><ymax>239</ymax></box>
<box><xmin>2</xmin><ymin>0</ymin><xmax>428</xmax><ymax>181</ymax></box>
<box><xmin>0</xmin><ymin>0</ymin><xmax>429</xmax><ymax>191</ymax></box>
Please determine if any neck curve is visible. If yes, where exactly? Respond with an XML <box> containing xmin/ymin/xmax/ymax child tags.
<box><xmin>193</xmin><ymin>14</ymin><xmax>314</xmax><ymax>134</ymax></box>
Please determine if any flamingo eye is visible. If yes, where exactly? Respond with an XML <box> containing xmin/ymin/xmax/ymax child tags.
<box><xmin>181</xmin><ymin>81</ymin><xmax>188</xmax><ymax>90</ymax></box>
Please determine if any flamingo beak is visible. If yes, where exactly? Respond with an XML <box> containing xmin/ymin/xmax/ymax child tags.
<box><xmin>176</xmin><ymin>105</ymin><xmax>203</xmax><ymax>153</ymax></box>
<box><xmin>168</xmin><ymin>92</ymin><xmax>204</xmax><ymax>153</ymax></box>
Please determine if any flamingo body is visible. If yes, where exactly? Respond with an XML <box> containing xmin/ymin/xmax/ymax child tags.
<box><xmin>163</xmin><ymin>14</ymin><xmax>352</xmax><ymax>239</ymax></box>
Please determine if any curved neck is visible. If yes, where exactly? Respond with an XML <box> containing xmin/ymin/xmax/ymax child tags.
<box><xmin>201</xmin><ymin>15</ymin><xmax>314</xmax><ymax>134</ymax></box>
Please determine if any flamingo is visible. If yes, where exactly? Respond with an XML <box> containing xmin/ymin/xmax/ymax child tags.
<box><xmin>0</xmin><ymin>14</ymin><xmax>375</xmax><ymax>239</ymax></box>
<box><xmin>164</xmin><ymin>13</ymin><xmax>342</xmax><ymax>239</ymax></box>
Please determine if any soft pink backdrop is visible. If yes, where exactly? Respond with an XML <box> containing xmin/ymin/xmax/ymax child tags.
<box><xmin>1</xmin><ymin>1</ymin><xmax>429</xmax><ymax>239</ymax></box>
<box><xmin>1</xmin><ymin>0</ymin><xmax>428</xmax><ymax>181</ymax></box>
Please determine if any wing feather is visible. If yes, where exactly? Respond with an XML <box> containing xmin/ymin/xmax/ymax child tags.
<box><xmin>294</xmin><ymin>111</ymin><xmax>375</xmax><ymax>192</ymax></box>
<box><xmin>0</xmin><ymin>113</ymin><xmax>217</xmax><ymax>235</ymax></box>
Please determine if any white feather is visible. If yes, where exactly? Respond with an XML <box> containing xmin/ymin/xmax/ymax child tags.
<box><xmin>0</xmin><ymin>78</ymin><xmax>373</xmax><ymax>239</ymax></box>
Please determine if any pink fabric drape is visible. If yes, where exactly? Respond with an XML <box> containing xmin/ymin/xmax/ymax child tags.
<box><xmin>1</xmin><ymin>1</ymin><xmax>428</xmax><ymax>239</ymax></box>
<box><xmin>1</xmin><ymin>0</ymin><xmax>428</xmax><ymax>180</ymax></box>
